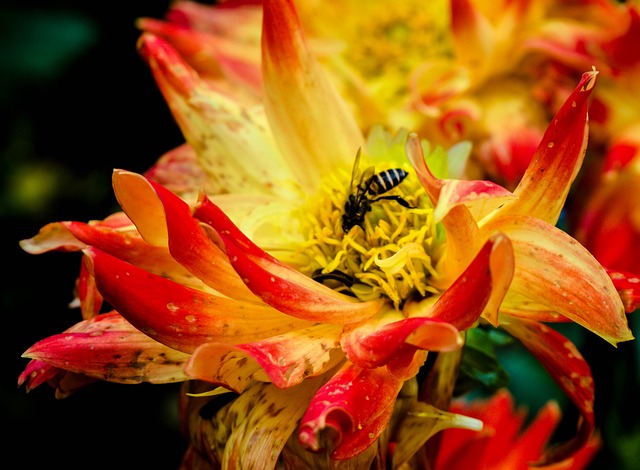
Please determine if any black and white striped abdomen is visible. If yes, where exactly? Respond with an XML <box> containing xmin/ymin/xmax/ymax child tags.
<box><xmin>365</xmin><ymin>169</ymin><xmax>409</xmax><ymax>196</ymax></box>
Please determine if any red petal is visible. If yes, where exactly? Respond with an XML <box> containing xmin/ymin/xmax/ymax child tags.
<box><xmin>502</xmin><ymin>317</ymin><xmax>596</xmax><ymax>465</ymax></box>
<box><xmin>21</xmin><ymin>312</ymin><xmax>190</xmax><ymax>384</ymax></box>
<box><xmin>607</xmin><ymin>268</ymin><xmax>640</xmax><ymax>313</ymax></box>
<box><xmin>18</xmin><ymin>359</ymin><xmax>61</xmax><ymax>392</ymax></box>
<box><xmin>298</xmin><ymin>364</ymin><xmax>405</xmax><ymax>459</ymax></box>
<box><xmin>483</xmin><ymin>214</ymin><xmax>632</xmax><ymax>345</ymax></box>
<box><xmin>341</xmin><ymin>314</ymin><xmax>461</xmax><ymax>369</ymax></box>
<box><xmin>83</xmin><ymin>247</ymin><xmax>314</xmax><ymax>353</ymax></box>
<box><xmin>194</xmin><ymin>195</ymin><xmax>384</xmax><ymax>324</ymax></box>
<box><xmin>498</xmin><ymin>70</ymin><xmax>598</xmax><ymax>225</ymax></box>
<box><xmin>407</xmin><ymin>232</ymin><xmax>514</xmax><ymax>329</ymax></box>
<box><xmin>141</xmin><ymin>173</ymin><xmax>257</xmax><ymax>302</ymax></box>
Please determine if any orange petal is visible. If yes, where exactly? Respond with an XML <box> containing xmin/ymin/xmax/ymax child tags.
<box><xmin>484</xmin><ymin>214</ymin><xmax>632</xmax><ymax>345</ymax></box>
<box><xmin>187</xmin><ymin>323</ymin><xmax>343</xmax><ymax>391</ymax></box>
<box><xmin>261</xmin><ymin>0</ymin><xmax>364</xmax><ymax>192</ymax></box>
<box><xmin>418</xmin><ymin>232</ymin><xmax>514</xmax><ymax>328</ymax></box>
<box><xmin>406</xmin><ymin>133</ymin><xmax>481</xmax><ymax>286</ymax></box>
<box><xmin>113</xmin><ymin>169</ymin><xmax>257</xmax><ymax>301</ymax></box>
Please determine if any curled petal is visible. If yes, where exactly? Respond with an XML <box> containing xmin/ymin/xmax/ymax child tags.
<box><xmin>18</xmin><ymin>359</ymin><xmax>62</xmax><ymax>392</ymax></box>
<box><xmin>186</xmin><ymin>323</ymin><xmax>343</xmax><ymax>391</ymax></box>
<box><xmin>483</xmin><ymin>215</ymin><xmax>632</xmax><ymax>345</ymax></box>
<box><xmin>113</xmin><ymin>170</ymin><xmax>256</xmax><ymax>301</ymax></box>
<box><xmin>435</xmin><ymin>178</ymin><xmax>517</xmax><ymax>224</ymax></box>
<box><xmin>262</xmin><ymin>0</ymin><xmax>364</xmax><ymax>191</ymax></box>
<box><xmin>495</xmin><ymin>69</ymin><xmax>598</xmax><ymax>225</ymax></box>
<box><xmin>341</xmin><ymin>314</ymin><xmax>461</xmax><ymax>369</ymax></box>
<box><xmin>194</xmin><ymin>194</ymin><xmax>385</xmax><ymax>324</ymax></box>
<box><xmin>298</xmin><ymin>364</ymin><xmax>406</xmax><ymax>460</ymax></box>
<box><xmin>407</xmin><ymin>232</ymin><xmax>515</xmax><ymax>328</ymax></box>
<box><xmin>21</xmin><ymin>312</ymin><xmax>190</xmax><ymax>384</ymax></box>
<box><xmin>501</xmin><ymin>317</ymin><xmax>597</xmax><ymax>466</ymax></box>
<box><xmin>83</xmin><ymin>247</ymin><xmax>314</xmax><ymax>353</ymax></box>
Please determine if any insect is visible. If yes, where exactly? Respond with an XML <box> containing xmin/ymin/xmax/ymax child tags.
<box><xmin>341</xmin><ymin>149</ymin><xmax>413</xmax><ymax>232</ymax></box>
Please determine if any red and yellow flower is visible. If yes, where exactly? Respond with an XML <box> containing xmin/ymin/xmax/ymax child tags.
<box><xmin>18</xmin><ymin>0</ymin><xmax>633</xmax><ymax>468</ymax></box>
<box><xmin>138</xmin><ymin>0</ymin><xmax>633</xmax><ymax>189</ymax></box>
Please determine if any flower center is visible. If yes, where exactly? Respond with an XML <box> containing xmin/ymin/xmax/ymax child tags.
<box><xmin>344</xmin><ymin>2</ymin><xmax>452</xmax><ymax>84</ymax></box>
<box><xmin>297</xmin><ymin>162</ymin><xmax>440</xmax><ymax>310</ymax></box>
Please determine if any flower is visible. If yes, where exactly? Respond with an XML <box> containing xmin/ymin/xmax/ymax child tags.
<box><xmin>137</xmin><ymin>0</ymin><xmax>630</xmax><ymax>190</ymax></box>
<box><xmin>434</xmin><ymin>389</ymin><xmax>601</xmax><ymax>470</ymax></box>
<box><xmin>18</xmin><ymin>0</ymin><xmax>633</xmax><ymax>468</ymax></box>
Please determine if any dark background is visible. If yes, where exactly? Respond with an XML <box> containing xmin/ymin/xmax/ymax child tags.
<box><xmin>2</xmin><ymin>1</ymin><xmax>186</xmax><ymax>468</ymax></box>
<box><xmin>2</xmin><ymin>1</ymin><xmax>639</xmax><ymax>469</ymax></box>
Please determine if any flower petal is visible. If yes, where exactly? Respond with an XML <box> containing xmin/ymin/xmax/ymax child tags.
<box><xmin>261</xmin><ymin>0</ymin><xmax>364</xmax><ymax>191</ymax></box>
<box><xmin>83</xmin><ymin>247</ymin><xmax>313</xmax><ymax>353</ymax></box>
<box><xmin>186</xmin><ymin>323</ymin><xmax>343</xmax><ymax>391</ymax></box>
<box><xmin>406</xmin><ymin>231</ymin><xmax>515</xmax><ymax>329</ymax></box>
<box><xmin>137</xmin><ymin>32</ymin><xmax>297</xmax><ymax>197</ymax></box>
<box><xmin>183</xmin><ymin>378</ymin><xmax>323</xmax><ymax>470</ymax></box>
<box><xmin>298</xmin><ymin>364</ymin><xmax>406</xmax><ymax>460</ymax></box>
<box><xmin>495</xmin><ymin>69</ymin><xmax>598</xmax><ymax>225</ymax></box>
<box><xmin>113</xmin><ymin>169</ymin><xmax>257</xmax><ymax>301</ymax></box>
<box><xmin>406</xmin><ymin>133</ymin><xmax>482</xmax><ymax>286</ymax></box>
<box><xmin>21</xmin><ymin>312</ymin><xmax>190</xmax><ymax>384</ymax></box>
<box><xmin>392</xmin><ymin>401</ymin><xmax>484</xmax><ymax>468</ymax></box>
<box><xmin>341</xmin><ymin>313</ymin><xmax>461</xmax><ymax>369</ymax></box>
<box><xmin>138</xmin><ymin>1</ymin><xmax>263</xmax><ymax>98</ymax></box>
<box><xmin>607</xmin><ymin>268</ymin><xmax>640</xmax><ymax>313</ymax></box>
<box><xmin>501</xmin><ymin>317</ymin><xmax>598</xmax><ymax>466</ymax></box>
<box><xmin>194</xmin><ymin>194</ymin><xmax>385</xmax><ymax>324</ymax></box>
<box><xmin>483</xmin><ymin>214</ymin><xmax>632</xmax><ymax>345</ymax></box>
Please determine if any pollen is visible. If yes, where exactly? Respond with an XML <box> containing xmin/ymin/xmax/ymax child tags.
<box><xmin>298</xmin><ymin>164</ymin><xmax>440</xmax><ymax>310</ymax></box>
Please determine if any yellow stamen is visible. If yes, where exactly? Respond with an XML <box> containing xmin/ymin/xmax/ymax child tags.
<box><xmin>298</xmin><ymin>162</ymin><xmax>440</xmax><ymax>310</ymax></box>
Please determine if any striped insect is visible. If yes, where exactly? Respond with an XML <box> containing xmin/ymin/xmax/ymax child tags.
<box><xmin>341</xmin><ymin>150</ymin><xmax>412</xmax><ymax>232</ymax></box>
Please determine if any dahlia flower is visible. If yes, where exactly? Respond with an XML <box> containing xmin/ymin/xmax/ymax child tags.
<box><xmin>18</xmin><ymin>0</ymin><xmax>632</xmax><ymax>468</ymax></box>
<box><xmin>137</xmin><ymin>0</ymin><xmax>630</xmax><ymax>189</ymax></box>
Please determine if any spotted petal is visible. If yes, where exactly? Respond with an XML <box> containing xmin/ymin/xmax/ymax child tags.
<box><xmin>482</xmin><ymin>214</ymin><xmax>632</xmax><ymax>345</ymax></box>
<box><xmin>138</xmin><ymin>32</ymin><xmax>296</xmax><ymax>197</ymax></box>
<box><xmin>83</xmin><ymin>247</ymin><xmax>314</xmax><ymax>353</ymax></box>
<box><xmin>186</xmin><ymin>323</ymin><xmax>343</xmax><ymax>391</ymax></box>
<box><xmin>21</xmin><ymin>312</ymin><xmax>190</xmax><ymax>384</ymax></box>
